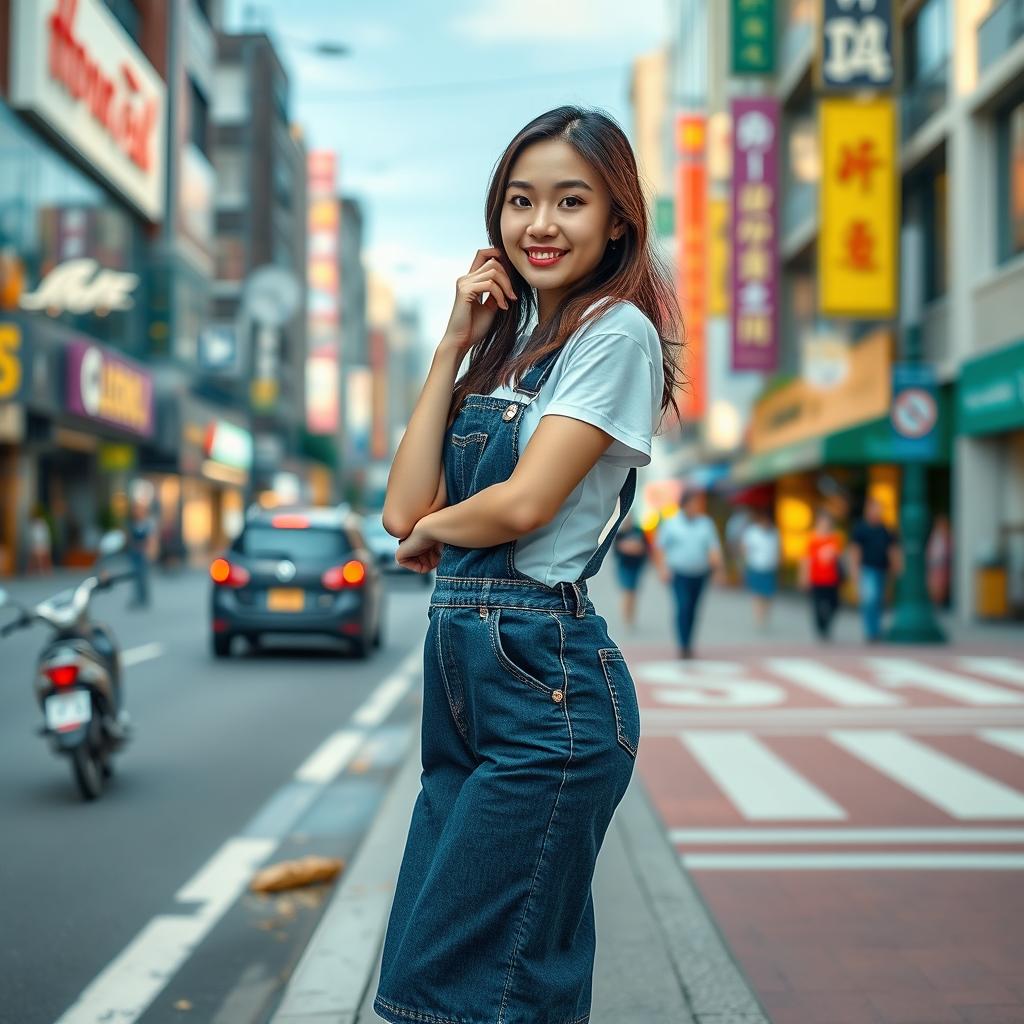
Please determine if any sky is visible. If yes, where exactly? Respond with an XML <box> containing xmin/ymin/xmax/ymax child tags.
<box><xmin>225</xmin><ymin>0</ymin><xmax>670</xmax><ymax>350</ymax></box>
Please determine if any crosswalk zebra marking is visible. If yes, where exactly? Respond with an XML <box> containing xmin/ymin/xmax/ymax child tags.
<box><xmin>766</xmin><ymin>657</ymin><xmax>902</xmax><ymax>706</ymax></box>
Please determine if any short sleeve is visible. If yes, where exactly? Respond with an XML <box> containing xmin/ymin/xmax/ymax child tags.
<box><xmin>540</xmin><ymin>332</ymin><xmax>657</xmax><ymax>467</ymax></box>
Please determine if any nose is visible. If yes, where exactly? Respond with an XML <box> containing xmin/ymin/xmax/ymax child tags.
<box><xmin>527</xmin><ymin>204</ymin><xmax>559</xmax><ymax>239</ymax></box>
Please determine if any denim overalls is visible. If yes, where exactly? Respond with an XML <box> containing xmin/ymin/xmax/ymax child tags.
<box><xmin>374</xmin><ymin>344</ymin><xmax>642</xmax><ymax>1024</ymax></box>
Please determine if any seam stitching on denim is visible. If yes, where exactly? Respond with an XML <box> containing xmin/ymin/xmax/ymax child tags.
<box><xmin>488</xmin><ymin>608</ymin><xmax>551</xmax><ymax>694</ymax></box>
<box><xmin>373</xmin><ymin>994</ymin><xmax>466</xmax><ymax>1024</ymax></box>
<box><xmin>497</xmin><ymin>614</ymin><xmax>574</xmax><ymax>1024</ymax></box>
<box><xmin>435</xmin><ymin>609</ymin><xmax>469</xmax><ymax>745</ymax></box>
<box><xmin>598</xmin><ymin>647</ymin><xmax>637</xmax><ymax>757</ymax></box>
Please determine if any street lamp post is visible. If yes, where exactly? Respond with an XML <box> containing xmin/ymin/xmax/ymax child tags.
<box><xmin>886</xmin><ymin>223</ymin><xmax>946</xmax><ymax>644</ymax></box>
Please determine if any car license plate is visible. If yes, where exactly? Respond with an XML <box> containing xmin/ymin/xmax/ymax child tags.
<box><xmin>45</xmin><ymin>691</ymin><xmax>92</xmax><ymax>732</ymax></box>
<box><xmin>268</xmin><ymin>588</ymin><xmax>304</xmax><ymax>612</ymax></box>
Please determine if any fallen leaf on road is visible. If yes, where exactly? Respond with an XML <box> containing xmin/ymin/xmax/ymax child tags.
<box><xmin>249</xmin><ymin>856</ymin><xmax>344</xmax><ymax>893</ymax></box>
<box><xmin>173</xmin><ymin>999</ymin><xmax>193</xmax><ymax>1011</ymax></box>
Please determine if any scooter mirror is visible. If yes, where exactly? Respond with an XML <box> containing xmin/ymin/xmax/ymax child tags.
<box><xmin>98</xmin><ymin>530</ymin><xmax>127</xmax><ymax>557</ymax></box>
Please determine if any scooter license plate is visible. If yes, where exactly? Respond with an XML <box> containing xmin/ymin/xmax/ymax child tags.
<box><xmin>45</xmin><ymin>691</ymin><xmax>92</xmax><ymax>732</ymax></box>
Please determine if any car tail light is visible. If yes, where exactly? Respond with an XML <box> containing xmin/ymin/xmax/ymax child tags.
<box><xmin>272</xmin><ymin>514</ymin><xmax>309</xmax><ymax>529</ymax></box>
<box><xmin>45</xmin><ymin>664</ymin><xmax>79</xmax><ymax>687</ymax></box>
<box><xmin>210</xmin><ymin>558</ymin><xmax>250</xmax><ymax>588</ymax></box>
<box><xmin>322</xmin><ymin>559</ymin><xmax>366</xmax><ymax>590</ymax></box>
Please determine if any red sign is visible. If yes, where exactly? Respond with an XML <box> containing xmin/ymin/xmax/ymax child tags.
<box><xmin>676</xmin><ymin>114</ymin><xmax>707</xmax><ymax>421</ymax></box>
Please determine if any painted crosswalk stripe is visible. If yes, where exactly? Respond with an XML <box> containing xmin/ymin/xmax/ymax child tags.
<box><xmin>960</xmin><ymin>658</ymin><xmax>1024</xmax><ymax>689</ymax></box>
<box><xmin>680</xmin><ymin>731</ymin><xmax>846</xmax><ymax>821</ymax></box>
<box><xmin>670</xmin><ymin>827</ymin><xmax>1024</xmax><ymax>844</ymax></box>
<box><xmin>681</xmin><ymin>852</ymin><xmax>1024</xmax><ymax>870</ymax></box>
<box><xmin>766</xmin><ymin>657</ymin><xmax>901</xmax><ymax>706</ymax></box>
<box><xmin>830</xmin><ymin>729</ymin><xmax>1024</xmax><ymax>819</ymax></box>
<box><xmin>122</xmin><ymin>642</ymin><xmax>164</xmax><ymax>667</ymax></box>
<box><xmin>866</xmin><ymin>657</ymin><xmax>1024</xmax><ymax>705</ymax></box>
<box><xmin>980</xmin><ymin>729</ymin><xmax>1024</xmax><ymax>758</ymax></box>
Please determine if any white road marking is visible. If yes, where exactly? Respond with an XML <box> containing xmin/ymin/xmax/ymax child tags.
<box><xmin>680</xmin><ymin>731</ymin><xmax>846</xmax><ymax>821</ymax></box>
<box><xmin>294</xmin><ymin>729</ymin><xmax>365</xmax><ymax>784</ymax></box>
<box><xmin>54</xmin><ymin>838</ymin><xmax>276</xmax><ymax>1024</ymax></box>
<box><xmin>122</xmin><ymin>642</ymin><xmax>164</xmax><ymax>667</ymax></box>
<box><xmin>981</xmin><ymin>729</ymin><xmax>1024</xmax><ymax>758</ymax></box>
<box><xmin>866</xmin><ymin>657</ymin><xmax>1024</xmax><ymax>705</ymax></box>
<box><xmin>961</xmin><ymin>657</ymin><xmax>1024</xmax><ymax>689</ymax></box>
<box><xmin>681</xmin><ymin>852</ymin><xmax>1024</xmax><ymax>870</ymax></box>
<box><xmin>55</xmin><ymin>647</ymin><xmax>424</xmax><ymax>1024</ymax></box>
<box><xmin>670</xmin><ymin>827</ymin><xmax>1024</xmax><ymax>845</ymax></box>
<box><xmin>830</xmin><ymin>729</ymin><xmax>1024</xmax><ymax>819</ymax></box>
<box><xmin>766</xmin><ymin>657</ymin><xmax>901</xmax><ymax>706</ymax></box>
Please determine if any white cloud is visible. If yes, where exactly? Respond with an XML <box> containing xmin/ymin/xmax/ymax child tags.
<box><xmin>453</xmin><ymin>0</ymin><xmax>667</xmax><ymax>42</ymax></box>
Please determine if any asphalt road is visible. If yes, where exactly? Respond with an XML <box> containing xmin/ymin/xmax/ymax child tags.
<box><xmin>0</xmin><ymin>565</ymin><xmax>432</xmax><ymax>1024</ymax></box>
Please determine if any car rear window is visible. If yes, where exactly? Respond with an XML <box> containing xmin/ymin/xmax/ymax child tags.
<box><xmin>235</xmin><ymin>526</ymin><xmax>352</xmax><ymax>561</ymax></box>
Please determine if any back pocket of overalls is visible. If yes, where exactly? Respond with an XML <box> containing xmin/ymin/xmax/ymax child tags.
<box><xmin>488</xmin><ymin>607</ymin><xmax>553</xmax><ymax>696</ymax></box>
<box><xmin>598</xmin><ymin>648</ymin><xmax>640</xmax><ymax>758</ymax></box>
<box><xmin>450</xmin><ymin>431</ymin><xmax>488</xmax><ymax>497</ymax></box>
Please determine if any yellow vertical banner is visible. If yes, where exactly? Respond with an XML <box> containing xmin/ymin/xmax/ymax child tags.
<box><xmin>707</xmin><ymin>198</ymin><xmax>730</xmax><ymax>316</ymax></box>
<box><xmin>819</xmin><ymin>98</ymin><xmax>898</xmax><ymax>317</ymax></box>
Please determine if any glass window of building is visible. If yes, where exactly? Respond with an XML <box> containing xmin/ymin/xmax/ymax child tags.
<box><xmin>904</xmin><ymin>0</ymin><xmax>949</xmax><ymax>83</ymax></box>
<box><xmin>189</xmin><ymin>79</ymin><xmax>211</xmax><ymax>158</ymax></box>
<box><xmin>997</xmin><ymin>97</ymin><xmax>1024</xmax><ymax>263</ymax></box>
<box><xmin>100</xmin><ymin>0</ymin><xmax>141</xmax><ymax>41</ymax></box>
<box><xmin>0</xmin><ymin>105</ymin><xmax>145</xmax><ymax>354</ymax></box>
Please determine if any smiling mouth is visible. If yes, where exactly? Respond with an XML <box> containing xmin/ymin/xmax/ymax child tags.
<box><xmin>524</xmin><ymin>249</ymin><xmax>568</xmax><ymax>267</ymax></box>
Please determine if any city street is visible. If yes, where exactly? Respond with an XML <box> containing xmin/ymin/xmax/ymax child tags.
<box><xmin>0</xmin><ymin>566</ymin><xmax>427</xmax><ymax>1024</ymax></box>
<box><xmin>3</xmin><ymin>561</ymin><xmax>1023</xmax><ymax>1023</ymax></box>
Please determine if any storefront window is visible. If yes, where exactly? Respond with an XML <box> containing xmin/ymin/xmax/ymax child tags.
<box><xmin>998</xmin><ymin>97</ymin><xmax>1024</xmax><ymax>263</ymax></box>
<box><xmin>0</xmin><ymin>104</ymin><xmax>146</xmax><ymax>354</ymax></box>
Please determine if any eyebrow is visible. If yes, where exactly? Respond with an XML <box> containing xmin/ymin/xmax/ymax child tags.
<box><xmin>506</xmin><ymin>179</ymin><xmax>594</xmax><ymax>192</ymax></box>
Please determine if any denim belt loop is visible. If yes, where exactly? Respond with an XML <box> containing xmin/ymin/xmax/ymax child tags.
<box><xmin>570</xmin><ymin>581</ymin><xmax>586</xmax><ymax>618</ymax></box>
<box><xmin>479</xmin><ymin>578</ymin><xmax>493</xmax><ymax>609</ymax></box>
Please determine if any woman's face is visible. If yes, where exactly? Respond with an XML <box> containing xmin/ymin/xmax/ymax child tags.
<box><xmin>500</xmin><ymin>139</ymin><xmax>624</xmax><ymax>320</ymax></box>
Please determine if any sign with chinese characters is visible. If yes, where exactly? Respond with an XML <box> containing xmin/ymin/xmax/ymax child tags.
<box><xmin>819</xmin><ymin>98</ymin><xmax>897</xmax><ymax>317</ymax></box>
<box><xmin>732</xmin><ymin>0</ymin><xmax>775</xmax><ymax>75</ymax></box>
<box><xmin>676</xmin><ymin>113</ymin><xmax>707</xmax><ymax>420</ymax></box>
<box><xmin>0</xmin><ymin>323</ymin><xmax>27</xmax><ymax>402</ymax></box>
<box><xmin>65</xmin><ymin>340</ymin><xmax>154</xmax><ymax>438</ymax></box>
<box><xmin>730</xmin><ymin>97</ymin><xmax>779</xmax><ymax>372</ymax></box>
<box><xmin>9</xmin><ymin>0</ymin><xmax>167</xmax><ymax>221</ymax></box>
<box><xmin>708</xmin><ymin>198</ymin><xmax>730</xmax><ymax>317</ymax></box>
<box><xmin>890</xmin><ymin>364</ymin><xmax>940</xmax><ymax>460</ymax></box>
<box><xmin>821</xmin><ymin>0</ymin><xmax>895</xmax><ymax>90</ymax></box>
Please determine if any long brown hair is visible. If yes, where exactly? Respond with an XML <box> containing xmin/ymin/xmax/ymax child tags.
<box><xmin>445</xmin><ymin>104</ymin><xmax>685</xmax><ymax>431</ymax></box>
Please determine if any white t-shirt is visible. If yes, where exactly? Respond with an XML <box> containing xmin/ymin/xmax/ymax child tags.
<box><xmin>464</xmin><ymin>298</ymin><xmax>664</xmax><ymax>587</ymax></box>
<box><xmin>655</xmin><ymin>512</ymin><xmax>722</xmax><ymax>575</ymax></box>
<box><xmin>740</xmin><ymin>522</ymin><xmax>780</xmax><ymax>572</ymax></box>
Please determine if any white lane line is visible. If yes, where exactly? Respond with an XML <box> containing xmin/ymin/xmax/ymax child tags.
<box><xmin>55</xmin><ymin>838</ymin><xmax>276</xmax><ymax>1024</ymax></box>
<box><xmin>866</xmin><ymin>657</ymin><xmax>1024</xmax><ymax>705</ymax></box>
<box><xmin>681</xmin><ymin>852</ymin><xmax>1024</xmax><ymax>870</ymax></box>
<box><xmin>680</xmin><ymin>731</ymin><xmax>846</xmax><ymax>821</ymax></box>
<box><xmin>56</xmin><ymin>648</ymin><xmax>424</xmax><ymax>1024</ymax></box>
<box><xmin>830</xmin><ymin>729</ymin><xmax>1024</xmax><ymax>819</ymax></box>
<box><xmin>766</xmin><ymin>657</ymin><xmax>902</xmax><ymax>706</ymax></box>
<box><xmin>670</xmin><ymin>827</ymin><xmax>1024</xmax><ymax>845</ymax></box>
<box><xmin>980</xmin><ymin>729</ymin><xmax>1024</xmax><ymax>758</ymax></box>
<box><xmin>294</xmin><ymin>729</ymin><xmax>365</xmax><ymax>784</ymax></box>
<box><xmin>122</xmin><ymin>642</ymin><xmax>164</xmax><ymax>667</ymax></box>
<box><xmin>961</xmin><ymin>658</ymin><xmax>1024</xmax><ymax>689</ymax></box>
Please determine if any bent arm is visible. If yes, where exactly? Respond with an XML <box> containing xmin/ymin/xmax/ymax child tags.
<box><xmin>414</xmin><ymin>413</ymin><xmax>615</xmax><ymax>549</ymax></box>
<box><xmin>382</xmin><ymin>344</ymin><xmax>461</xmax><ymax>538</ymax></box>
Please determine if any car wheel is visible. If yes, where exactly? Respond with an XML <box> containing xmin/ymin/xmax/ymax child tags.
<box><xmin>212</xmin><ymin>633</ymin><xmax>232</xmax><ymax>658</ymax></box>
<box><xmin>247</xmin><ymin>633</ymin><xmax>263</xmax><ymax>653</ymax></box>
<box><xmin>350</xmin><ymin>630</ymin><xmax>370</xmax><ymax>660</ymax></box>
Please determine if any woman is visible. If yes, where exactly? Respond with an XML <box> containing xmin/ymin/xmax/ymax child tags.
<box><xmin>740</xmin><ymin>506</ymin><xmax>780</xmax><ymax>629</ymax></box>
<box><xmin>612</xmin><ymin>509</ymin><xmax>650</xmax><ymax>630</ymax></box>
<box><xmin>801</xmin><ymin>509</ymin><xmax>844</xmax><ymax>641</ymax></box>
<box><xmin>375</xmin><ymin>106</ymin><xmax>682</xmax><ymax>1024</ymax></box>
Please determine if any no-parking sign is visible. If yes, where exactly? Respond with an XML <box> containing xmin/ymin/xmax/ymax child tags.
<box><xmin>890</xmin><ymin>364</ymin><xmax>939</xmax><ymax>460</ymax></box>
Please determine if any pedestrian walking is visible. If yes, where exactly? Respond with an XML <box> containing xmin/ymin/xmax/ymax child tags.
<box><xmin>801</xmin><ymin>509</ymin><xmax>844</xmax><ymax>641</ymax></box>
<box><xmin>611</xmin><ymin>509</ymin><xmax>650</xmax><ymax>631</ymax></box>
<box><xmin>740</xmin><ymin>506</ymin><xmax>780</xmax><ymax>629</ymax></box>
<box><xmin>652</xmin><ymin>489</ymin><xmax>724</xmax><ymax>659</ymax></box>
<box><xmin>850</xmin><ymin>496</ymin><xmax>902</xmax><ymax>642</ymax></box>
<box><xmin>126</xmin><ymin>496</ymin><xmax>155</xmax><ymax>609</ymax></box>
<box><xmin>374</xmin><ymin>105</ymin><xmax>683</xmax><ymax>1024</ymax></box>
<box><xmin>27</xmin><ymin>504</ymin><xmax>52</xmax><ymax>574</ymax></box>
<box><xmin>926</xmin><ymin>512</ymin><xmax>952</xmax><ymax>608</ymax></box>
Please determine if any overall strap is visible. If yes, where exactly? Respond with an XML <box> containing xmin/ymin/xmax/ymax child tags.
<box><xmin>577</xmin><ymin>466</ymin><xmax>638</xmax><ymax>582</ymax></box>
<box><xmin>512</xmin><ymin>345</ymin><xmax>564</xmax><ymax>405</ymax></box>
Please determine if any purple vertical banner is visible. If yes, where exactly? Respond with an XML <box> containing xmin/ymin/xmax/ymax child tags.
<box><xmin>730</xmin><ymin>97</ymin><xmax>780</xmax><ymax>372</ymax></box>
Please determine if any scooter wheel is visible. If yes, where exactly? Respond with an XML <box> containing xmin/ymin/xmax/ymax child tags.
<box><xmin>71</xmin><ymin>744</ymin><xmax>104</xmax><ymax>801</ymax></box>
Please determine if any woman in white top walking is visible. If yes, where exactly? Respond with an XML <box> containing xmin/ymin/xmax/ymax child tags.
<box><xmin>740</xmin><ymin>506</ymin><xmax>781</xmax><ymax>630</ymax></box>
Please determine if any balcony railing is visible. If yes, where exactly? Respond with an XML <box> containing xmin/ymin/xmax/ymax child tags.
<box><xmin>978</xmin><ymin>0</ymin><xmax>1024</xmax><ymax>75</ymax></box>
<box><xmin>901</xmin><ymin>59</ymin><xmax>949</xmax><ymax>140</ymax></box>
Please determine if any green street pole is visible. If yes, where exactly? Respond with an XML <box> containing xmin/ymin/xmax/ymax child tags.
<box><xmin>886</xmin><ymin>224</ymin><xmax>945</xmax><ymax>644</ymax></box>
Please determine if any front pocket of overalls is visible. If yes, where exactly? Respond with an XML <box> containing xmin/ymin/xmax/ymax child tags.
<box><xmin>598</xmin><ymin>648</ymin><xmax>640</xmax><ymax>758</ymax></box>
<box><xmin>488</xmin><ymin>606</ymin><xmax>553</xmax><ymax>696</ymax></box>
<box><xmin>434</xmin><ymin>606</ymin><xmax>469</xmax><ymax>742</ymax></box>
<box><xmin>450</xmin><ymin>431</ymin><xmax>488</xmax><ymax>497</ymax></box>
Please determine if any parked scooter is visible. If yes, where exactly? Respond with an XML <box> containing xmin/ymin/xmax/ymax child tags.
<box><xmin>0</xmin><ymin>530</ymin><xmax>137</xmax><ymax>800</ymax></box>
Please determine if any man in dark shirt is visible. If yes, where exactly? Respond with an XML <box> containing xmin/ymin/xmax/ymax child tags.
<box><xmin>850</xmin><ymin>497</ymin><xmax>903</xmax><ymax>642</ymax></box>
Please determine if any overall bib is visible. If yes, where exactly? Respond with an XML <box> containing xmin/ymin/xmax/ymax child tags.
<box><xmin>374</xmin><ymin>344</ymin><xmax>642</xmax><ymax>1024</ymax></box>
